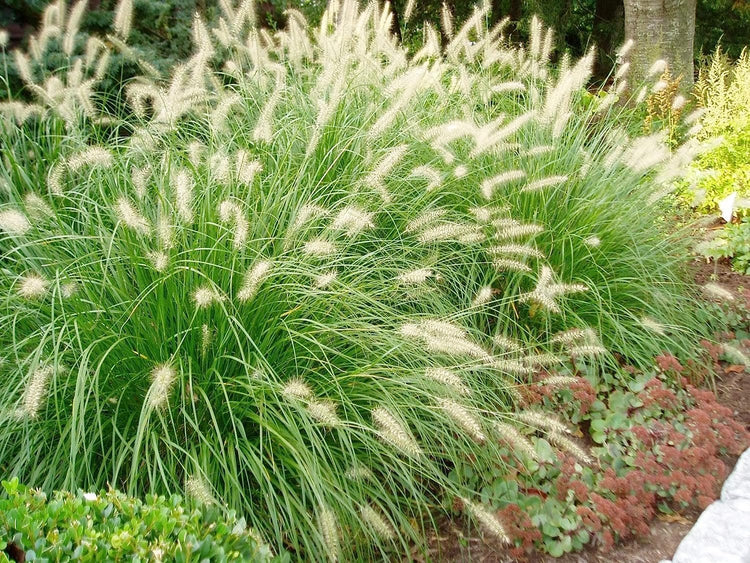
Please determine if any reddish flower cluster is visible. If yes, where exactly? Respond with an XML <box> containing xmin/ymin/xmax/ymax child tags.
<box><xmin>507</xmin><ymin>366</ymin><xmax>750</xmax><ymax>557</ymax></box>
<box><xmin>498</xmin><ymin>504</ymin><xmax>542</xmax><ymax>559</ymax></box>
<box><xmin>569</xmin><ymin>378</ymin><xmax>597</xmax><ymax>415</ymax></box>
<box><xmin>642</xmin><ymin>377</ymin><xmax>679</xmax><ymax>410</ymax></box>
<box><xmin>655</xmin><ymin>353</ymin><xmax>684</xmax><ymax>373</ymax></box>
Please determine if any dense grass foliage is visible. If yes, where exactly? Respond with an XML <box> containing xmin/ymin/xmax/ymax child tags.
<box><xmin>0</xmin><ymin>0</ymin><xmax>712</xmax><ymax>559</ymax></box>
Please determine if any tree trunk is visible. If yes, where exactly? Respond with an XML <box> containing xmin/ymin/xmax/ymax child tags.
<box><xmin>592</xmin><ymin>0</ymin><xmax>624</xmax><ymax>81</ymax></box>
<box><xmin>623</xmin><ymin>0</ymin><xmax>696</xmax><ymax>89</ymax></box>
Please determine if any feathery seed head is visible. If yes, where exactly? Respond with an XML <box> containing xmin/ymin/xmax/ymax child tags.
<box><xmin>541</xmin><ymin>375</ymin><xmax>579</xmax><ymax>387</ymax></box>
<box><xmin>616</xmin><ymin>39</ymin><xmax>634</xmax><ymax>59</ymax></box>
<box><xmin>67</xmin><ymin>147</ymin><xmax>113</xmax><ymax>172</ymax></box>
<box><xmin>492</xmin><ymin>334</ymin><xmax>522</xmax><ymax>352</ymax></box>
<box><xmin>547</xmin><ymin>431</ymin><xmax>592</xmax><ymax>463</ymax></box>
<box><xmin>397</xmin><ymin>268</ymin><xmax>433</xmax><ymax>285</ymax></box>
<box><xmin>495</xmin><ymin>223</ymin><xmax>544</xmax><ymax>240</ymax></box>
<box><xmin>489</xmin><ymin>244</ymin><xmax>544</xmax><ymax>259</ymax></box>
<box><xmin>516</xmin><ymin>410</ymin><xmax>570</xmax><ymax>435</ymax></box>
<box><xmin>583</xmin><ymin>235</ymin><xmax>601</xmax><ymax>247</ymax></box>
<box><xmin>702</xmin><ymin>282</ymin><xmax>735</xmax><ymax>302</ymax></box>
<box><xmin>417</xmin><ymin>222</ymin><xmax>483</xmax><ymax>244</ymax></box>
<box><xmin>648</xmin><ymin>59</ymin><xmax>668</xmax><ymax>77</ymax></box>
<box><xmin>314</xmin><ymin>270</ymin><xmax>337</xmax><ymax>289</ymax></box>
<box><xmin>520</xmin><ymin>266</ymin><xmax>587</xmax><ymax>313</ymax></box>
<box><xmin>115</xmin><ymin>198</ymin><xmax>150</xmax><ymax>234</ymax></box>
<box><xmin>492</xmin><ymin>258</ymin><xmax>532</xmax><ymax>272</ymax></box>
<box><xmin>640</xmin><ymin>316</ymin><xmax>666</xmax><ymax>335</ymax></box>
<box><xmin>303</xmin><ymin>239</ymin><xmax>337</xmax><ymax>257</ymax></box>
<box><xmin>192</xmin><ymin>286</ymin><xmax>224</xmax><ymax>309</ymax></box>
<box><xmin>290</xmin><ymin>204</ymin><xmax>327</xmax><ymax>236</ymax></box>
<box><xmin>360</xmin><ymin>505</ymin><xmax>395</xmax><ymax>540</ymax></box>
<box><xmin>550</xmin><ymin>327</ymin><xmax>598</xmax><ymax>345</ymax></box>
<box><xmin>409</xmin><ymin>165</ymin><xmax>442</xmax><ymax>191</ymax></box>
<box><xmin>147</xmin><ymin>251</ymin><xmax>169</xmax><ymax>272</ymax></box>
<box><xmin>494</xmin><ymin>421</ymin><xmax>538</xmax><ymax>461</ymax></box>
<box><xmin>722</xmin><ymin>343</ymin><xmax>750</xmax><ymax>366</ymax></box>
<box><xmin>185</xmin><ymin>474</ymin><xmax>215</xmax><ymax>505</ymax></box>
<box><xmin>235</xmin><ymin>151</ymin><xmax>262</xmax><ymax>185</ymax></box>
<box><xmin>18</xmin><ymin>274</ymin><xmax>48</xmax><ymax>299</ymax></box>
<box><xmin>330</xmin><ymin>206</ymin><xmax>375</xmax><ymax>236</ymax></box>
<box><xmin>405</xmin><ymin>209</ymin><xmax>447</xmax><ymax>233</ymax></box>
<box><xmin>237</xmin><ymin>260</ymin><xmax>273</xmax><ymax>302</ymax></box>
<box><xmin>48</xmin><ymin>162</ymin><xmax>66</xmax><ymax>195</ymax></box>
<box><xmin>20</xmin><ymin>366</ymin><xmax>54</xmax><ymax>418</ymax></box>
<box><xmin>463</xmin><ymin>499</ymin><xmax>510</xmax><ymax>543</ymax></box>
<box><xmin>113</xmin><ymin>0</ymin><xmax>134</xmax><ymax>39</ymax></box>
<box><xmin>0</xmin><ymin>209</ymin><xmax>31</xmax><ymax>235</ymax></box>
<box><xmin>201</xmin><ymin>324</ymin><xmax>212</xmax><ymax>355</ymax></box>
<box><xmin>425</xmin><ymin>367</ymin><xmax>470</xmax><ymax>394</ymax></box>
<box><xmin>523</xmin><ymin>352</ymin><xmax>562</xmax><ymax>367</ymax></box>
<box><xmin>147</xmin><ymin>364</ymin><xmax>177</xmax><ymax>409</ymax></box>
<box><xmin>372</xmin><ymin>406</ymin><xmax>423</xmax><ymax>457</ymax></box>
<box><xmin>345</xmin><ymin>465</ymin><xmax>374</xmax><ymax>481</ymax></box>
<box><xmin>522</xmin><ymin>175</ymin><xmax>568</xmax><ymax>193</ymax></box>
<box><xmin>481</xmin><ymin>170</ymin><xmax>526</xmax><ymax>200</ymax></box>
<box><xmin>471</xmin><ymin>286</ymin><xmax>494</xmax><ymax>307</ymax></box>
<box><xmin>131</xmin><ymin>166</ymin><xmax>150</xmax><ymax>199</ymax></box>
<box><xmin>61</xmin><ymin>281</ymin><xmax>77</xmax><ymax>298</ymax></box>
<box><xmin>317</xmin><ymin>506</ymin><xmax>340</xmax><ymax>562</ymax></box>
<box><xmin>282</xmin><ymin>379</ymin><xmax>313</xmax><ymax>400</ymax></box>
<box><xmin>490</xmin><ymin>358</ymin><xmax>534</xmax><ymax>374</ymax></box>
<box><xmin>568</xmin><ymin>344</ymin><xmax>607</xmax><ymax>357</ymax></box>
<box><xmin>173</xmin><ymin>169</ymin><xmax>194</xmax><ymax>223</ymax></box>
<box><xmin>437</xmin><ymin>397</ymin><xmax>486</xmax><ymax>442</ymax></box>
<box><xmin>218</xmin><ymin>200</ymin><xmax>249</xmax><ymax>249</ymax></box>
<box><xmin>307</xmin><ymin>399</ymin><xmax>342</xmax><ymax>427</ymax></box>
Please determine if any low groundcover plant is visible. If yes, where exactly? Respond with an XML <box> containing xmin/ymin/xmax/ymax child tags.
<box><xmin>0</xmin><ymin>0</ymin><xmax>714</xmax><ymax>559</ymax></box>
<box><xmin>0</xmin><ymin>478</ymin><xmax>274</xmax><ymax>561</ymax></box>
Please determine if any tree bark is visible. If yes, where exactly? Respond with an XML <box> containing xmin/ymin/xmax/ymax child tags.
<box><xmin>623</xmin><ymin>0</ymin><xmax>697</xmax><ymax>89</ymax></box>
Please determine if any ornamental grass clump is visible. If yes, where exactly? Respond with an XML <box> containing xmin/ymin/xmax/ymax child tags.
<box><xmin>0</xmin><ymin>0</ymin><xmax>710</xmax><ymax>559</ymax></box>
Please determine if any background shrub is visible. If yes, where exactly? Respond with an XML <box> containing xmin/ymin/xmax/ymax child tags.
<box><xmin>0</xmin><ymin>478</ymin><xmax>276</xmax><ymax>561</ymax></box>
<box><xmin>687</xmin><ymin>47</ymin><xmax>750</xmax><ymax>212</ymax></box>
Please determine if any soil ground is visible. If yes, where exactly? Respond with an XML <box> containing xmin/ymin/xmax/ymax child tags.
<box><xmin>423</xmin><ymin>257</ymin><xmax>750</xmax><ymax>563</ymax></box>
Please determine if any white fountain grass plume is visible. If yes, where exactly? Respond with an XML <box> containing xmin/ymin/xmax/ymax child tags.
<box><xmin>113</xmin><ymin>0</ymin><xmax>134</xmax><ymax>40</ymax></box>
<box><xmin>218</xmin><ymin>199</ymin><xmax>249</xmax><ymax>249</ymax></box>
<box><xmin>18</xmin><ymin>365</ymin><xmax>54</xmax><ymax>418</ymax></box>
<box><xmin>436</xmin><ymin>397</ymin><xmax>486</xmax><ymax>442</ymax></box>
<box><xmin>364</xmin><ymin>144</ymin><xmax>408</xmax><ymax>203</ymax></box>
<box><xmin>237</xmin><ymin>260</ymin><xmax>273</xmax><ymax>302</ymax></box>
<box><xmin>146</xmin><ymin>364</ymin><xmax>177</xmax><ymax>410</ymax></box>
<box><xmin>520</xmin><ymin>266</ymin><xmax>587</xmax><ymax>313</ymax></box>
<box><xmin>462</xmin><ymin>498</ymin><xmax>510</xmax><ymax>543</ymax></box>
<box><xmin>360</xmin><ymin>505</ymin><xmax>396</xmax><ymax>540</ymax></box>
<box><xmin>372</xmin><ymin>406</ymin><xmax>423</xmax><ymax>458</ymax></box>
<box><xmin>330</xmin><ymin>206</ymin><xmax>375</xmax><ymax>237</ymax></box>
<box><xmin>0</xmin><ymin>209</ymin><xmax>31</xmax><ymax>235</ymax></box>
<box><xmin>115</xmin><ymin>198</ymin><xmax>150</xmax><ymax>234</ymax></box>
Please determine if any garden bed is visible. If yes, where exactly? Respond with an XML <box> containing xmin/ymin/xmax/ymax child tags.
<box><xmin>426</xmin><ymin>257</ymin><xmax>750</xmax><ymax>562</ymax></box>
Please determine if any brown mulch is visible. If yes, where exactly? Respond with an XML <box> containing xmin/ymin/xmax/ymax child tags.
<box><xmin>421</xmin><ymin>256</ymin><xmax>750</xmax><ymax>563</ymax></box>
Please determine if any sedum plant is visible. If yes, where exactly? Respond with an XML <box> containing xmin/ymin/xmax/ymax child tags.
<box><xmin>0</xmin><ymin>0</ymin><xmax>710</xmax><ymax>559</ymax></box>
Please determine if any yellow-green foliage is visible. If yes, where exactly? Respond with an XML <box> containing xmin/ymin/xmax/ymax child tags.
<box><xmin>690</xmin><ymin>48</ymin><xmax>750</xmax><ymax>212</ymax></box>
